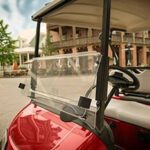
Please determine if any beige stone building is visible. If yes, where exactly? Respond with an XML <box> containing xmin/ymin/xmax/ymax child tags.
<box><xmin>47</xmin><ymin>24</ymin><xmax>150</xmax><ymax>67</ymax></box>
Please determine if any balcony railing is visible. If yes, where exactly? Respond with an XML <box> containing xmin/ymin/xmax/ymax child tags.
<box><xmin>145</xmin><ymin>38</ymin><xmax>150</xmax><ymax>45</ymax></box>
<box><xmin>123</xmin><ymin>35</ymin><xmax>133</xmax><ymax>43</ymax></box>
<box><xmin>135</xmin><ymin>37</ymin><xmax>144</xmax><ymax>44</ymax></box>
<box><xmin>52</xmin><ymin>35</ymin><xmax>150</xmax><ymax>49</ymax></box>
<box><xmin>53</xmin><ymin>37</ymin><xmax>100</xmax><ymax>48</ymax></box>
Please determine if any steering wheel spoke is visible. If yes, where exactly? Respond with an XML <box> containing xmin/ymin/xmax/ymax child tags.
<box><xmin>109</xmin><ymin>65</ymin><xmax>140</xmax><ymax>92</ymax></box>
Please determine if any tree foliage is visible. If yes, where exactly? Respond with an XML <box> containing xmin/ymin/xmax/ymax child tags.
<box><xmin>0</xmin><ymin>20</ymin><xmax>17</xmax><ymax>72</ymax></box>
<box><xmin>42</xmin><ymin>35</ymin><xmax>57</xmax><ymax>56</ymax></box>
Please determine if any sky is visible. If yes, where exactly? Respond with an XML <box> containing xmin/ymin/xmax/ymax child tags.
<box><xmin>0</xmin><ymin>0</ymin><xmax>51</xmax><ymax>38</ymax></box>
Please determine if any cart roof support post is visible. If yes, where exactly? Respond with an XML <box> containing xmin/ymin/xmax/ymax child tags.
<box><xmin>31</xmin><ymin>18</ymin><xmax>42</xmax><ymax>98</ymax></box>
<box><xmin>34</xmin><ymin>18</ymin><xmax>42</xmax><ymax>57</ymax></box>
<box><xmin>95</xmin><ymin>0</ymin><xmax>111</xmax><ymax>131</ymax></box>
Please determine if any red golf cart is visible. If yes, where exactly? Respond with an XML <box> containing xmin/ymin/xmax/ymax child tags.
<box><xmin>1</xmin><ymin>0</ymin><xmax>150</xmax><ymax>150</ymax></box>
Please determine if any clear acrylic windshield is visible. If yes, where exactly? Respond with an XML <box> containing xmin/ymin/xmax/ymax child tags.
<box><xmin>23</xmin><ymin>52</ymin><xmax>101</xmax><ymax>129</ymax></box>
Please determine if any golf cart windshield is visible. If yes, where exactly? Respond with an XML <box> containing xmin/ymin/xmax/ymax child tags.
<box><xmin>31</xmin><ymin>52</ymin><xmax>100</xmax><ymax>100</ymax></box>
<box><xmin>23</xmin><ymin>52</ymin><xmax>100</xmax><ymax>129</ymax></box>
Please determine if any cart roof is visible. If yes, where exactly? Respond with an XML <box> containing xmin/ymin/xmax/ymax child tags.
<box><xmin>32</xmin><ymin>0</ymin><xmax>150</xmax><ymax>32</ymax></box>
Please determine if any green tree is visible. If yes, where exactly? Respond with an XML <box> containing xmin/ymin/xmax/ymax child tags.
<box><xmin>0</xmin><ymin>20</ymin><xmax>17</xmax><ymax>73</ymax></box>
<box><xmin>42</xmin><ymin>35</ymin><xmax>57</xmax><ymax>56</ymax></box>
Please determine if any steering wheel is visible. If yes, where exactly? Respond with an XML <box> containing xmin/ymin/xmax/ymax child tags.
<box><xmin>85</xmin><ymin>66</ymin><xmax>140</xmax><ymax>98</ymax></box>
<box><xmin>109</xmin><ymin>65</ymin><xmax>140</xmax><ymax>92</ymax></box>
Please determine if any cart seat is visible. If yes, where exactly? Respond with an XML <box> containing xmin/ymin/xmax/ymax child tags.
<box><xmin>123</xmin><ymin>70</ymin><xmax>150</xmax><ymax>97</ymax></box>
<box><xmin>136</xmin><ymin>70</ymin><xmax>150</xmax><ymax>92</ymax></box>
<box><xmin>109</xmin><ymin>69</ymin><xmax>150</xmax><ymax>96</ymax></box>
<box><xmin>105</xmin><ymin>99</ymin><xmax>150</xmax><ymax>129</ymax></box>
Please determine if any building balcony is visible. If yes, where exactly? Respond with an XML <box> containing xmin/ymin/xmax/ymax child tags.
<box><xmin>52</xmin><ymin>35</ymin><xmax>150</xmax><ymax>49</ymax></box>
<box><xmin>52</xmin><ymin>36</ymin><xmax>100</xmax><ymax>48</ymax></box>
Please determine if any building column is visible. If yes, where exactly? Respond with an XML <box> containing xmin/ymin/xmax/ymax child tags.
<box><xmin>27</xmin><ymin>52</ymin><xmax>30</xmax><ymax>61</ymax></box>
<box><xmin>59</xmin><ymin>49</ymin><xmax>64</xmax><ymax>54</ymax></box>
<box><xmin>72</xmin><ymin>47</ymin><xmax>79</xmax><ymax>69</ymax></box>
<box><xmin>119</xmin><ymin>44</ymin><xmax>126</xmax><ymax>67</ymax></box>
<box><xmin>88</xmin><ymin>28</ymin><xmax>92</xmax><ymax>37</ymax></box>
<box><xmin>121</xmin><ymin>32</ymin><xmax>125</xmax><ymax>42</ymax></box>
<box><xmin>19</xmin><ymin>54</ymin><xmax>22</xmax><ymax>66</ymax></box>
<box><xmin>108</xmin><ymin>46</ymin><xmax>113</xmax><ymax>65</ymax></box>
<box><xmin>147</xmin><ymin>53</ymin><xmax>150</xmax><ymax>66</ymax></box>
<box><xmin>59</xmin><ymin>26</ymin><xmax>63</xmax><ymax>41</ymax></box>
<box><xmin>87</xmin><ymin>45</ymin><xmax>93</xmax><ymax>52</ymax></box>
<box><xmin>132</xmin><ymin>33</ymin><xmax>135</xmax><ymax>43</ymax></box>
<box><xmin>108</xmin><ymin>45</ymin><xmax>113</xmax><ymax>58</ymax></box>
<box><xmin>131</xmin><ymin>45</ymin><xmax>137</xmax><ymax>66</ymax></box>
<box><xmin>87</xmin><ymin>45</ymin><xmax>94</xmax><ymax>72</ymax></box>
<box><xmin>72</xmin><ymin>47</ymin><xmax>77</xmax><ymax>53</ymax></box>
<box><xmin>141</xmin><ymin>46</ymin><xmax>148</xmax><ymax>66</ymax></box>
<box><xmin>72</xmin><ymin>26</ymin><xmax>76</xmax><ymax>40</ymax></box>
<box><xmin>142</xmin><ymin>32</ymin><xmax>146</xmax><ymax>44</ymax></box>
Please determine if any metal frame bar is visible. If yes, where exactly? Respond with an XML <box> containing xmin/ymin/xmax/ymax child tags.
<box><xmin>95</xmin><ymin>0</ymin><xmax>111</xmax><ymax>131</ymax></box>
<box><xmin>34</xmin><ymin>18</ymin><xmax>42</xmax><ymax>57</ymax></box>
<box><xmin>31</xmin><ymin>18</ymin><xmax>42</xmax><ymax>98</ymax></box>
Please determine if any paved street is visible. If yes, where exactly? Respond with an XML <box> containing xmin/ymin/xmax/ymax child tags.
<box><xmin>0</xmin><ymin>77</ymin><xmax>30</xmax><ymax>140</ymax></box>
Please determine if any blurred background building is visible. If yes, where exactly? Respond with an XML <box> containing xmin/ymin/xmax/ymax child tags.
<box><xmin>47</xmin><ymin>24</ymin><xmax>150</xmax><ymax>67</ymax></box>
<box><xmin>15</xmin><ymin>29</ymin><xmax>45</xmax><ymax>67</ymax></box>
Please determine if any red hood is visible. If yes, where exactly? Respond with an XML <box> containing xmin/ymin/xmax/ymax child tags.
<box><xmin>7</xmin><ymin>103</ymin><xmax>107</xmax><ymax>150</ymax></box>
